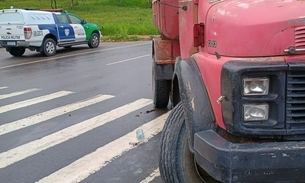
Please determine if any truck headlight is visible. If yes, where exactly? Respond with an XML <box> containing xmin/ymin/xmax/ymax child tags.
<box><xmin>243</xmin><ymin>78</ymin><xmax>269</xmax><ymax>96</ymax></box>
<box><xmin>244</xmin><ymin>104</ymin><xmax>269</xmax><ymax>121</ymax></box>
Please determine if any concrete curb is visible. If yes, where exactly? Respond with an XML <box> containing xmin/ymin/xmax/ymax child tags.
<box><xmin>101</xmin><ymin>35</ymin><xmax>160</xmax><ymax>42</ymax></box>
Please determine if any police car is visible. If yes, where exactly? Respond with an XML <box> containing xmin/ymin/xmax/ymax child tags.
<box><xmin>0</xmin><ymin>8</ymin><xmax>102</xmax><ymax>57</ymax></box>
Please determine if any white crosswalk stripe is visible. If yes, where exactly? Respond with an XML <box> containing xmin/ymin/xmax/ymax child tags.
<box><xmin>0</xmin><ymin>88</ymin><xmax>41</xmax><ymax>100</ymax></box>
<box><xmin>0</xmin><ymin>91</ymin><xmax>74</xmax><ymax>114</ymax></box>
<box><xmin>140</xmin><ymin>169</ymin><xmax>161</xmax><ymax>183</ymax></box>
<box><xmin>0</xmin><ymin>87</ymin><xmax>165</xmax><ymax>183</ymax></box>
<box><xmin>0</xmin><ymin>98</ymin><xmax>153</xmax><ymax>169</ymax></box>
<box><xmin>0</xmin><ymin>86</ymin><xmax>8</xmax><ymax>90</ymax></box>
<box><xmin>0</xmin><ymin>94</ymin><xmax>114</xmax><ymax>136</ymax></box>
<box><xmin>36</xmin><ymin>113</ymin><xmax>168</xmax><ymax>183</ymax></box>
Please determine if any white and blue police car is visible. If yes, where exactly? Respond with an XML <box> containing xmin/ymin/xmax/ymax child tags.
<box><xmin>0</xmin><ymin>8</ymin><xmax>102</xmax><ymax>57</ymax></box>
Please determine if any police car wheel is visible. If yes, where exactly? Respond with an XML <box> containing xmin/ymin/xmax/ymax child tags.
<box><xmin>41</xmin><ymin>38</ymin><xmax>56</xmax><ymax>56</ymax></box>
<box><xmin>88</xmin><ymin>32</ymin><xmax>100</xmax><ymax>48</ymax></box>
<box><xmin>9</xmin><ymin>47</ymin><xmax>25</xmax><ymax>57</ymax></box>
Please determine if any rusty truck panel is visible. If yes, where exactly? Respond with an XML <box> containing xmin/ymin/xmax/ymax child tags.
<box><xmin>152</xmin><ymin>0</ymin><xmax>179</xmax><ymax>40</ymax></box>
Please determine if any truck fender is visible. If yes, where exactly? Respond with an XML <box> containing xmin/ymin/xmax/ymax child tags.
<box><xmin>173</xmin><ymin>57</ymin><xmax>215</xmax><ymax>152</ymax></box>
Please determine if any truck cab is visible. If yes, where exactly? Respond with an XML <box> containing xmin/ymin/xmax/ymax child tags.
<box><xmin>153</xmin><ymin>0</ymin><xmax>305</xmax><ymax>182</ymax></box>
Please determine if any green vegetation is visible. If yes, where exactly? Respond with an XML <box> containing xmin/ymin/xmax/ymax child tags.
<box><xmin>0</xmin><ymin>0</ymin><xmax>159</xmax><ymax>41</ymax></box>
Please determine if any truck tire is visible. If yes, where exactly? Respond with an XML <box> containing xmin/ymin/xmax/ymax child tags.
<box><xmin>152</xmin><ymin>58</ymin><xmax>171</xmax><ymax>108</ymax></box>
<box><xmin>88</xmin><ymin>32</ymin><xmax>100</xmax><ymax>48</ymax></box>
<box><xmin>9</xmin><ymin>47</ymin><xmax>25</xmax><ymax>57</ymax></box>
<box><xmin>159</xmin><ymin>102</ymin><xmax>218</xmax><ymax>183</ymax></box>
<box><xmin>153</xmin><ymin>78</ymin><xmax>170</xmax><ymax>108</ymax></box>
<box><xmin>41</xmin><ymin>38</ymin><xmax>56</xmax><ymax>56</ymax></box>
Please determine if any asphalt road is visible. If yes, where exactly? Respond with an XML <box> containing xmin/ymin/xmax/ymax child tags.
<box><xmin>0</xmin><ymin>42</ymin><xmax>168</xmax><ymax>183</ymax></box>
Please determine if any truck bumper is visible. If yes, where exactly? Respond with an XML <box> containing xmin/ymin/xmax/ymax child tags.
<box><xmin>0</xmin><ymin>40</ymin><xmax>29</xmax><ymax>47</ymax></box>
<box><xmin>194</xmin><ymin>130</ymin><xmax>305</xmax><ymax>183</ymax></box>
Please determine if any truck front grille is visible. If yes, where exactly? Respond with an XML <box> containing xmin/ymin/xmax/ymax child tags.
<box><xmin>287</xmin><ymin>70</ymin><xmax>305</xmax><ymax>132</ymax></box>
<box><xmin>295</xmin><ymin>26</ymin><xmax>305</xmax><ymax>48</ymax></box>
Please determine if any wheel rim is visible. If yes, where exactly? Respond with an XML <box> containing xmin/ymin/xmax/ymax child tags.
<box><xmin>92</xmin><ymin>35</ymin><xmax>99</xmax><ymax>47</ymax></box>
<box><xmin>46</xmin><ymin>41</ymin><xmax>55</xmax><ymax>54</ymax></box>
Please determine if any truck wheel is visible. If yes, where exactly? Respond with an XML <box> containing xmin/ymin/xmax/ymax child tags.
<box><xmin>159</xmin><ymin>102</ymin><xmax>218</xmax><ymax>183</ymax></box>
<box><xmin>153</xmin><ymin>78</ymin><xmax>170</xmax><ymax>108</ymax></box>
<box><xmin>88</xmin><ymin>32</ymin><xmax>100</xmax><ymax>48</ymax></box>
<box><xmin>152</xmin><ymin>58</ymin><xmax>170</xmax><ymax>108</ymax></box>
<box><xmin>41</xmin><ymin>38</ymin><xmax>56</xmax><ymax>56</ymax></box>
<box><xmin>9</xmin><ymin>47</ymin><xmax>25</xmax><ymax>57</ymax></box>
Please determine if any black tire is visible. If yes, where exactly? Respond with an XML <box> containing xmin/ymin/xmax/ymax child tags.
<box><xmin>152</xmin><ymin>58</ymin><xmax>171</xmax><ymax>108</ymax></box>
<box><xmin>88</xmin><ymin>32</ymin><xmax>100</xmax><ymax>48</ymax></box>
<box><xmin>159</xmin><ymin>102</ymin><xmax>218</xmax><ymax>183</ymax></box>
<box><xmin>9</xmin><ymin>47</ymin><xmax>25</xmax><ymax>57</ymax></box>
<box><xmin>41</xmin><ymin>38</ymin><xmax>56</xmax><ymax>56</ymax></box>
<box><xmin>153</xmin><ymin>79</ymin><xmax>170</xmax><ymax>108</ymax></box>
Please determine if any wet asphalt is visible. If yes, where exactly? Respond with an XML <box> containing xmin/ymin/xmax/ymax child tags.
<box><xmin>0</xmin><ymin>41</ymin><xmax>167</xmax><ymax>183</ymax></box>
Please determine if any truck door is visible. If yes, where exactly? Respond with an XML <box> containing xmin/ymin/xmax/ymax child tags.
<box><xmin>67</xmin><ymin>14</ymin><xmax>86</xmax><ymax>42</ymax></box>
<box><xmin>55</xmin><ymin>14</ymin><xmax>75</xmax><ymax>43</ymax></box>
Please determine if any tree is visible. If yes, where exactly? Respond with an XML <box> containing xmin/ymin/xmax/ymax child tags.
<box><xmin>50</xmin><ymin>0</ymin><xmax>57</xmax><ymax>9</ymax></box>
<box><xmin>39</xmin><ymin>0</ymin><xmax>42</xmax><ymax>9</ymax></box>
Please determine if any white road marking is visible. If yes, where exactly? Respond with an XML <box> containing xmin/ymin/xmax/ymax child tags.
<box><xmin>107</xmin><ymin>54</ymin><xmax>150</xmax><ymax>65</ymax></box>
<box><xmin>0</xmin><ymin>98</ymin><xmax>153</xmax><ymax>169</ymax></box>
<box><xmin>0</xmin><ymin>94</ymin><xmax>114</xmax><ymax>136</ymax></box>
<box><xmin>0</xmin><ymin>42</ymin><xmax>150</xmax><ymax>70</ymax></box>
<box><xmin>0</xmin><ymin>88</ymin><xmax>41</xmax><ymax>100</ymax></box>
<box><xmin>140</xmin><ymin>168</ymin><xmax>161</xmax><ymax>183</ymax></box>
<box><xmin>0</xmin><ymin>91</ymin><xmax>74</xmax><ymax>114</ymax></box>
<box><xmin>36</xmin><ymin>112</ymin><xmax>169</xmax><ymax>183</ymax></box>
<box><xmin>0</xmin><ymin>86</ymin><xmax>8</xmax><ymax>90</ymax></box>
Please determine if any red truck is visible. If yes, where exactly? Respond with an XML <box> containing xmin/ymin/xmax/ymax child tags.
<box><xmin>152</xmin><ymin>0</ymin><xmax>305</xmax><ymax>182</ymax></box>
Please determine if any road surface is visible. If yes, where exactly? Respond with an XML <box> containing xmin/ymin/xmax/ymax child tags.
<box><xmin>0</xmin><ymin>41</ymin><xmax>168</xmax><ymax>183</ymax></box>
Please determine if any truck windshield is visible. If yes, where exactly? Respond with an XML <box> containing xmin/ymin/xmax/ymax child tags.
<box><xmin>0</xmin><ymin>12</ymin><xmax>23</xmax><ymax>24</ymax></box>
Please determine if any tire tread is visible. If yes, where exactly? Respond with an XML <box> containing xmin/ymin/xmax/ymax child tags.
<box><xmin>159</xmin><ymin>102</ymin><xmax>214</xmax><ymax>183</ymax></box>
<box><xmin>159</xmin><ymin>103</ymin><xmax>185</xmax><ymax>183</ymax></box>
<box><xmin>154</xmin><ymin>80</ymin><xmax>170</xmax><ymax>108</ymax></box>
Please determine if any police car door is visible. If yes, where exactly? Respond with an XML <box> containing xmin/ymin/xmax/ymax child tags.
<box><xmin>67</xmin><ymin>14</ymin><xmax>86</xmax><ymax>42</ymax></box>
<box><xmin>55</xmin><ymin>14</ymin><xmax>75</xmax><ymax>43</ymax></box>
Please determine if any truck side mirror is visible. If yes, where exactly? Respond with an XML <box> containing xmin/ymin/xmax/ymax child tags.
<box><xmin>81</xmin><ymin>20</ymin><xmax>87</xmax><ymax>24</ymax></box>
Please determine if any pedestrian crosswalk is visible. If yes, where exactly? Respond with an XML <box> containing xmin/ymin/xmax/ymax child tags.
<box><xmin>0</xmin><ymin>87</ymin><xmax>166</xmax><ymax>183</ymax></box>
<box><xmin>0</xmin><ymin>88</ymin><xmax>41</xmax><ymax>100</ymax></box>
<box><xmin>0</xmin><ymin>94</ymin><xmax>114</xmax><ymax>136</ymax></box>
<box><xmin>0</xmin><ymin>91</ymin><xmax>74</xmax><ymax>114</ymax></box>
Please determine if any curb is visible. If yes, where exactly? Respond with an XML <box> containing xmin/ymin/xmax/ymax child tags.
<box><xmin>101</xmin><ymin>35</ymin><xmax>160</xmax><ymax>42</ymax></box>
